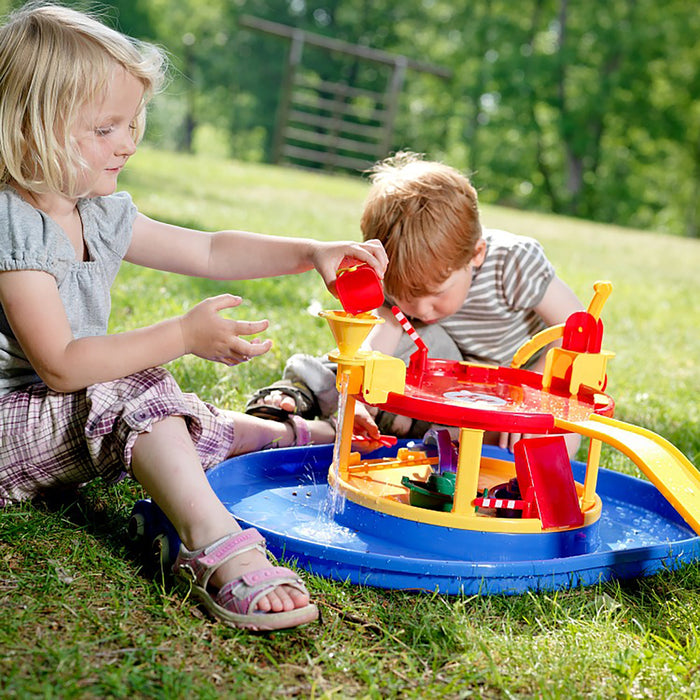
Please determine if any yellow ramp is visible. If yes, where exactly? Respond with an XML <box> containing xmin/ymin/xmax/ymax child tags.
<box><xmin>555</xmin><ymin>414</ymin><xmax>700</xmax><ymax>534</ymax></box>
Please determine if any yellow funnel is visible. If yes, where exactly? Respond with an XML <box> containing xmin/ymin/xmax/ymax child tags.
<box><xmin>320</xmin><ymin>310</ymin><xmax>383</xmax><ymax>358</ymax></box>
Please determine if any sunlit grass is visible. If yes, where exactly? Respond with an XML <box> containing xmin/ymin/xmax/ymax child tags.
<box><xmin>1</xmin><ymin>148</ymin><xmax>698</xmax><ymax>698</ymax></box>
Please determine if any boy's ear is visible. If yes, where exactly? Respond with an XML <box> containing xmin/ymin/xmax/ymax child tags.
<box><xmin>471</xmin><ymin>238</ymin><xmax>487</xmax><ymax>267</ymax></box>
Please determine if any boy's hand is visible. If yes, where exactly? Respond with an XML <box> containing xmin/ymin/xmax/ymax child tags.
<box><xmin>351</xmin><ymin>403</ymin><xmax>385</xmax><ymax>453</ymax></box>
<box><xmin>499</xmin><ymin>431</ymin><xmax>522</xmax><ymax>453</ymax></box>
<box><xmin>310</xmin><ymin>239</ymin><xmax>388</xmax><ymax>296</ymax></box>
<box><xmin>180</xmin><ymin>294</ymin><xmax>272</xmax><ymax>365</ymax></box>
<box><xmin>353</xmin><ymin>401</ymin><xmax>381</xmax><ymax>441</ymax></box>
<box><xmin>498</xmin><ymin>431</ymin><xmax>581</xmax><ymax>458</ymax></box>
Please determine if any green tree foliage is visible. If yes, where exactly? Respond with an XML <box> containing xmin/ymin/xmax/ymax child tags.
<box><xmin>414</xmin><ymin>0</ymin><xmax>699</xmax><ymax>237</ymax></box>
<box><xmin>18</xmin><ymin>0</ymin><xmax>697</xmax><ymax>237</ymax></box>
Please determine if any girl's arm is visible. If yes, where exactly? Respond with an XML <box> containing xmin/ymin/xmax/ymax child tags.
<box><xmin>126</xmin><ymin>214</ymin><xmax>388</xmax><ymax>290</ymax></box>
<box><xmin>0</xmin><ymin>270</ymin><xmax>270</xmax><ymax>393</ymax></box>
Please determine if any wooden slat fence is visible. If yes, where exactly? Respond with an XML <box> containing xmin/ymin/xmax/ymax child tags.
<box><xmin>238</xmin><ymin>15</ymin><xmax>451</xmax><ymax>173</ymax></box>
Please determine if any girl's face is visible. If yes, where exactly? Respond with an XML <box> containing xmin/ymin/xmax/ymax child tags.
<box><xmin>72</xmin><ymin>66</ymin><xmax>144</xmax><ymax>198</ymax></box>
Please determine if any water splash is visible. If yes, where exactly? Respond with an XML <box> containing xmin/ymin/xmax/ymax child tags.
<box><xmin>323</xmin><ymin>370</ymin><xmax>350</xmax><ymax>519</ymax></box>
<box><xmin>294</xmin><ymin>518</ymin><xmax>358</xmax><ymax>545</ymax></box>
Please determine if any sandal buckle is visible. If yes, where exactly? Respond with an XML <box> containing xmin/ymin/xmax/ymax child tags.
<box><xmin>178</xmin><ymin>562</ymin><xmax>197</xmax><ymax>583</ymax></box>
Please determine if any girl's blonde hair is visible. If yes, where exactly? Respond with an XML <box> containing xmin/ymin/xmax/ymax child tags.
<box><xmin>0</xmin><ymin>2</ymin><xmax>167</xmax><ymax>197</ymax></box>
<box><xmin>360</xmin><ymin>152</ymin><xmax>482</xmax><ymax>300</ymax></box>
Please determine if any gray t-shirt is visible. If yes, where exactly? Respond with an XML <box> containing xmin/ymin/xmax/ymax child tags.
<box><xmin>0</xmin><ymin>187</ymin><xmax>136</xmax><ymax>393</ymax></box>
<box><xmin>437</xmin><ymin>228</ymin><xmax>555</xmax><ymax>366</ymax></box>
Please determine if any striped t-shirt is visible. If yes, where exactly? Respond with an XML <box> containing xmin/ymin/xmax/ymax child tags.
<box><xmin>436</xmin><ymin>228</ymin><xmax>555</xmax><ymax>366</ymax></box>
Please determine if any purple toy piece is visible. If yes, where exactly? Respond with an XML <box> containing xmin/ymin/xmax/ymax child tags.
<box><xmin>422</xmin><ymin>428</ymin><xmax>458</xmax><ymax>473</ymax></box>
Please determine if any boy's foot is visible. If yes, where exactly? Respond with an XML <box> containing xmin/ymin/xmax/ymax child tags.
<box><xmin>375</xmin><ymin>410</ymin><xmax>433</xmax><ymax>439</ymax></box>
<box><xmin>245</xmin><ymin>379</ymin><xmax>320</xmax><ymax>421</ymax></box>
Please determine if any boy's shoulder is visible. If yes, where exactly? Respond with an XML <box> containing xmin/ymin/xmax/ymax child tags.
<box><xmin>483</xmin><ymin>228</ymin><xmax>541</xmax><ymax>250</ymax></box>
<box><xmin>480</xmin><ymin>229</ymin><xmax>551</xmax><ymax>276</ymax></box>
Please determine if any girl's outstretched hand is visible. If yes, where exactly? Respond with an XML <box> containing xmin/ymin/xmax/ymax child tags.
<box><xmin>310</xmin><ymin>238</ymin><xmax>388</xmax><ymax>296</ymax></box>
<box><xmin>179</xmin><ymin>294</ymin><xmax>272</xmax><ymax>366</ymax></box>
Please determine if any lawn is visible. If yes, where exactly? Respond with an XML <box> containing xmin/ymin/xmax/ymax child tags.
<box><xmin>1</xmin><ymin>148</ymin><xmax>699</xmax><ymax>699</ymax></box>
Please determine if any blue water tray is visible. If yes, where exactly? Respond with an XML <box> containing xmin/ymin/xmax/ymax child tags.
<box><xmin>207</xmin><ymin>442</ymin><xmax>700</xmax><ymax>595</ymax></box>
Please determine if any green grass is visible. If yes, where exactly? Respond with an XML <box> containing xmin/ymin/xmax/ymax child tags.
<box><xmin>1</xmin><ymin>148</ymin><xmax>699</xmax><ymax>698</ymax></box>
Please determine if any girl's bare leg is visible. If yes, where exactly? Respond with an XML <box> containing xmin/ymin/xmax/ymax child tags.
<box><xmin>224</xmin><ymin>411</ymin><xmax>335</xmax><ymax>456</ymax></box>
<box><xmin>130</xmin><ymin>416</ymin><xmax>321</xmax><ymax>613</ymax></box>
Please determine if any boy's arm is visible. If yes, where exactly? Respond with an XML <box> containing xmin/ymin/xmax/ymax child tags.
<box><xmin>362</xmin><ymin>305</ymin><xmax>404</xmax><ymax>354</ymax></box>
<box><xmin>501</xmin><ymin>275</ymin><xmax>584</xmax><ymax>456</ymax></box>
<box><xmin>533</xmin><ymin>275</ymin><xmax>584</xmax><ymax>326</ymax></box>
<box><xmin>528</xmin><ymin>275</ymin><xmax>584</xmax><ymax>373</ymax></box>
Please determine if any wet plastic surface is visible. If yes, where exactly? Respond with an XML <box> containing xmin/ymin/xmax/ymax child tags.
<box><xmin>378</xmin><ymin>359</ymin><xmax>615</xmax><ymax>433</ymax></box>
<box><xmin>207</xmin><ymin>442</ymin><xmax>700</xmax><ymax>595</ymax></box>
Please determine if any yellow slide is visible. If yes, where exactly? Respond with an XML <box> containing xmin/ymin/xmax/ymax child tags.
<box><xmin>555</xmin><ymin>414</ymin><xmax>700</xmax><ymax>534</ymax></box>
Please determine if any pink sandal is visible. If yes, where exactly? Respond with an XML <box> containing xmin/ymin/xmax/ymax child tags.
<box><xmin>172</xmin><ymin>528</ymin><xmax>319</xmax><ymax>631</ymax></box>
<box><xmin>261</xmin><ymin>413</ymin><xmax>312</xmax><ymax>450</ymax></box>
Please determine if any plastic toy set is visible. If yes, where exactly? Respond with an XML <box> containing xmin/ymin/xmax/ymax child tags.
<box><xmin>129</xmin><ymin>263</ymin><xmax>700</xmax><ymax>594</ymax></box>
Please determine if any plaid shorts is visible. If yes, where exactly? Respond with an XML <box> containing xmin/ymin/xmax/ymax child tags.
<box><xmin>0</xmin><ymin>367</ymin><xmax>236</xmax><ymax>506</ymax></box>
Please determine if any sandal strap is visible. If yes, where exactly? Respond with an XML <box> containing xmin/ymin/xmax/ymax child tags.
<box><xmin>173</xmin><ymin>528</ymin><xmax>266</xmax><ymax>589</ymax></box>
<box><xmin>217</xmin><ymin>566</ymin><xmax>308</xmax><ymax>616</ymax></box>
<box><xmin>287</xmin><ymin>413</ymin><xmax>310</xmax><ymax>446</ymax></box>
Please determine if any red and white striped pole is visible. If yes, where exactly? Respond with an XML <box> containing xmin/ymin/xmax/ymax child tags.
<box><xmin>391</xmin><ymin>306</ymin><xmax>428</xmax><ymax>353</ymax></box>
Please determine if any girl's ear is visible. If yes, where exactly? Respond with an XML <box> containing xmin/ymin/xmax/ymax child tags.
<box><xmin>471</xmin><ymin>238</ymin><xmax>487</xmax><ymax>267</ymax></box>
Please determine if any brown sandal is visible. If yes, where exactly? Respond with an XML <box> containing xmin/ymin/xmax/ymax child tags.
<box><xmin>245</xmin><ymin>379</ymin><xmax>320</xmax><ymax>422</ymax></box>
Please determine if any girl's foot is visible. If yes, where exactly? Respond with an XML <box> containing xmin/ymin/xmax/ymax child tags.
<box><xmin>173</xmin><ymin>527</ymin><xmax>318</xmax><ymax>631</ymax></box>
<box><xmin>130</xmin><ymin>415</ymin><xmax>319</xmax><ymax>626</ymax></box>
<box><xmin>179</xmin><ymin>413</ymin><xmax>331</xmax><ymax>618</ymax></box>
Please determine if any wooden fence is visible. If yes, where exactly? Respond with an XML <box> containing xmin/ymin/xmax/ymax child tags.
<box><xmin>239</xmin><ymin>15</ymin><xmax>451</xmax><ymax>173</ymax></box>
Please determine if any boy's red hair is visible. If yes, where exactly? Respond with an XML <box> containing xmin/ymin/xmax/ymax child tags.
<box><xmin>360</xmin><ymin>152</ymin><xmax>482</xmax><ymax>300</ymax></box>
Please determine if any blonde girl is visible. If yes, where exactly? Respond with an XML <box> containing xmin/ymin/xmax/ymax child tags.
<box><xmin>0</xmin><ymin>2</ymin><xmax>387</xmax><ymax>631</ymax></box>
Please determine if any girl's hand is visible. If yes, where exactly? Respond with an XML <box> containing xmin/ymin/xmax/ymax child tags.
<box><xmin>310</xmin><ymin>239</ymin><xmax>388</xmax><ymax>296</ymax></box>
<box><xmin>179</xmin><ymin>294</ymin><xmax>272</xmax><ymax>366</ymax></box>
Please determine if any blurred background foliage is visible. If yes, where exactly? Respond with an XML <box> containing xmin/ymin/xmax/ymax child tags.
<box><xmin>2</xmin><ymin>0</ymin><xmax>698</xmax><ymax>238</ymax></box>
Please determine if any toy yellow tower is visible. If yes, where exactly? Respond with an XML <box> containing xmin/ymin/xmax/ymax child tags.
<box><xmin>320</xmin><ymin>309</ymin><xmax>405</xmax><ymax>477</ymax></box>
